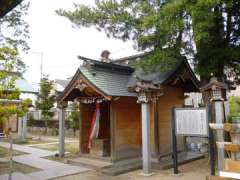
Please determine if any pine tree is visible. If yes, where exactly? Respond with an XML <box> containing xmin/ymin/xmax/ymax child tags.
<box><xmin>36</xmin><ymin>76</ymin><xmax>55</xmax><ymax>134</ymax></box>
<box><xmin>57</xmin><ymin>0</ymin><xmax>240</xmax><ymax>85</ymax></box>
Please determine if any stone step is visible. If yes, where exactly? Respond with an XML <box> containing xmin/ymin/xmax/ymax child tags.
<box><xmin>102</xmin><ymin>152</ymin><xmax>205</xmax><ymax>176</ymax></box>
<box><xmin>78</xmin><ymin>153</ymin><xmax>111</xmax><ymax>162</ymax></box>
<box><xmin>155</xmin><ymin>152</ymin><xmax>205</xmax><ymax>170</ymax></box>
<box><xmin>68</xmin><ymin>157</ymin><xmax>112</xmax><ymax>169</ymax></box>
<box><xmin>101</xmin><ymin>160</ymin><xmax>141</xmax><ymax>176</ymax></box>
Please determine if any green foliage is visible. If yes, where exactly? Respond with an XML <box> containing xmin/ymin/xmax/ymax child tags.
<box><xmin>0</xmin><ymin>0</ymin><xmax>31</xmax><ymax>126</ymax></box>
<box><xmin>0</xmin><ymin>47</ymin><xmax>31</xmax><ymax>123</ymax></box>
<box><xmin>68</xmin><ymin>102</ymin><xmax>79</xmax><ymax>136</ymax></box>
<box><xmin>57</xmin><ymin>0</ymin><xmax>240</xmax><ymax>83</ymax></box>
<box><xmin>36</xmin><ymin>76</ymin><xmax>55</xmax><ymax>129</ymax></box>
<box><xmin>228</xmin><ymin>96</ymin><xmax>240</xmax><ymax>123</ymax></box>
<box><xmin>27</xmin><ymin>113</ymin><xmax>34</xmax><ymax>127</ymax></box>
<box><xmin>0</xmin><ymin>1</ymin><xmax>30</xmax><ymax>51</ymax></box>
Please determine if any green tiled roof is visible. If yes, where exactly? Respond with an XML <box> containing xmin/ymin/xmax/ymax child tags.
<box><xmin>127</xmin><ymin>60</ymin><xmax>184</xmax><ymax>89</ymax></box>
<box><xmin>59</xmin><ymin>56</ymin><xmax>199</xmax><ymax>101</ymax></box>
<box><xmin>79</xmin><ymin>65</ymin><xmax>137</xmax><ymax>97</ymax></box>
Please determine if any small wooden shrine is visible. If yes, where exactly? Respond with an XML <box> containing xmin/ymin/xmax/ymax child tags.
<box><xmin>58</xmin><ymin>53</ymin><xmax>200</xmax><ymax>166</ymax></box>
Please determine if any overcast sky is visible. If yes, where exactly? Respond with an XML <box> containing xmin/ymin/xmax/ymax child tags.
<box><xmin>21</xmin><ymin>0</ymin><xmax>137</xmax><ymax>86</ymax></box>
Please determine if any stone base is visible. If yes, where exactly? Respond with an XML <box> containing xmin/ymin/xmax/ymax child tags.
<box><xmin>139</xmin><ymin>172</ymin><xmax>155</xmax><ymax>177</ymax></box>
<box><xmin>172</xmin><ymin>172</ymin><xmax>183</xmax><ymax>177</ymax></box>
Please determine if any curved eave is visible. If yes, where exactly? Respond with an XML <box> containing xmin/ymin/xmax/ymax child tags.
<box><xmin>57</xmin><ymin>68</ymin><xmax>111</xmax><ymax>102</ymax></box>
<box><xmin>162</xmin><ymin>60</ymin><xmax>200</xmax><ymax>92</ymax></box>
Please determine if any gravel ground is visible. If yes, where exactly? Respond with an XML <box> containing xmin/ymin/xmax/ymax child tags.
<box><xmin>53</xmin><ymin>158</ymin><xmax>209</xmax><ymax>180</ymax></box>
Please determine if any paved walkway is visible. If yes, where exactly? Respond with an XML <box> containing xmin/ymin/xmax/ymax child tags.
<box><xmin>26</xmin><ymin>140</ymin><xmax>78</xmax><ymax>147</ymax></box>
<box><xmin>0</xmin><ymin>141</ymin><xmax>90</xmax><ymax>180</ymax></box>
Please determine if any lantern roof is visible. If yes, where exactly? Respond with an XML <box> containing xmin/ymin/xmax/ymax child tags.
<box><xmin>200</xmin><ymin>77</ymin><xmax>228</xmax><ymax>92</ymax></box>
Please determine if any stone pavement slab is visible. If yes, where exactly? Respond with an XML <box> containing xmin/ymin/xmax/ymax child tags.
<box><xmin>0</xmin><ymin>141</ymin><xmax>91</xmax><ymax>180</ymax></box>
<box><xmin>13</xmin><ymin>155</ymin><xmax>66</xmax><ymax>170</ymax></box>
<box><xmin>0</xmin><ymin>141</ymin><xmax>57</xmax><ymax>157</ymax></box>
<box><xmin>68</xmin><ymin>157</ymin><xmax>112</xmax><ymax>169</ymax></box>
<box><xmin>0</xmin><ymin>172</ymin><xmax>41</xmax><ymax>180</ymax></box>
<box><xmin>26</xmin><ymin>140</ymin><xmax>78</xmax><ymax>147</ymax></box>
<box><xmin>28</xmin><ymin>165</ymin><xmax>90</xmax><ymax>180</ymax></box>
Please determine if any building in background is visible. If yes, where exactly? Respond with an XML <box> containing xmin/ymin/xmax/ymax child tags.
<box><xmin>16</xmin><ymin>78</ymin><xmax>38</xmax><ymax>105</ymax></box>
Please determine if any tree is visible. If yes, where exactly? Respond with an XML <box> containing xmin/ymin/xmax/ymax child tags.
<box><xmin>36</xmin><ymin>76</ymin><xmax>55</xmax><ymax>133</ymax></box>
<box><xmin>0</xmin><ymin>46</ymin><xmax>32</xmax><ymax>131</ymax></box>
<box><xmin>0</xmin><ymin>1</ymin><xmax>30</xmax><ymax>51</ymax></box>
<box><xmin>68</xmin><ymin>102</ymin><xmax>79</xmax><ymax>136</ymax></box>
<box><xmin>228</xmin><ymin>96</ymin><xmax>240</xmax><ymax>122</ymax></box>
<box><xmin>0</xmin><ymin>0</ymin><xmax>31</xmax><ymax>132</ymax></box>
<box><xmin>57</xmin><ymin>0</ymin><xmax>240</xmax><ymax>86</ymax></box>
<box><xmin>27</xmin><ymin>112</ymin><xmax>34</xmax><ymax>132</ymax></box>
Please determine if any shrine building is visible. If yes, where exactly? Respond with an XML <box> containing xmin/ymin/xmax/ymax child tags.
<box><xmin>58</xmin><ymin>52</ymin><xmax>199</xmax><ymax>164</ymax></box>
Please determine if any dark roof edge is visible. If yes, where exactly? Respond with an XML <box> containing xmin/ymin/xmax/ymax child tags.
<box><xmin>0</xmin><ymin>0</ymin><xmax>22</xmax><ymax>17</ymax></box>
<box><xmin>113</xmin><ymin>51</ymin><xmax>152</xmax><ymax>62</ymax></box>
<box><xmin>162</xmin><ymin>59</ymin><xmax>200</xmax><ymax>90</ymax></box>
<box><xmin>183</xmin><ymin>60</ymin><xmax>200</xmax><ymax>87</ymax></box>
<box><xmin>78</xmin><ymin>55</ymin><xmax>134</xmax><ymax>73</ymax></box>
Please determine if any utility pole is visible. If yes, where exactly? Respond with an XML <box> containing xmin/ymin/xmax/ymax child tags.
<box><xmin>40</xmin><ymin>52</ymin><xmax>43</xmax><ymax>79</ymax></box>
<box><xmin>30</xmin><ymin>51</ymin><xmax>43</xmax><ymax>79</ymax></box>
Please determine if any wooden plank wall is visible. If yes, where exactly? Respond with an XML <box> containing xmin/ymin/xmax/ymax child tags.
<box><xmin>112</xmin><ymin>97</ymin><xmax>142</xmax><ymax>161</ymax></box>
<box><xmin>79</xmin><ymin>103</ymin><xmax>95</xmax><ymax>153</ymax></box>
<box><xmin>98</xmin><ymin>102</ymin><xmax>110</xmax><ymax>140</ymax></box>
<box><xmin>157</xmin><ymin>86</ymin><xmax>185</xmax><ymax>156</ymax></box>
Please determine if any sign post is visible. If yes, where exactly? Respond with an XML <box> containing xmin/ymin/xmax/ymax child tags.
<box><xmin>171</xmin><ymin>107</ymin><xmax>178</xmax><ymax>174</ymax></box>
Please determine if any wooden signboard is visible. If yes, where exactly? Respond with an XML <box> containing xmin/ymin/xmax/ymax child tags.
<box><xmin>172</xmin><ymin>107</ymin><xmax>210</xmax><ymax>175</ymax></box>
<box><xmin>175</xmin><ymin>107</ymin><xmax>208</xmax><ymax>137</ymax></box>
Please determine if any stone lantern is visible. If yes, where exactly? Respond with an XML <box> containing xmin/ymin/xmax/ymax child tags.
<box><xmin>201</xmin><ymin>77</ymin><xmax>228</xmax><ymax>172</ymax></box>
<box><xmin>200</xmin><ymin>77</ymin><xmax>228</xmax><ymax>104</ymax></box>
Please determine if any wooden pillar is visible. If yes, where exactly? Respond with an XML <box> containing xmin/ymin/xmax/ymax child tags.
<box><xmin>110</xmin><ymin>101</ymin><xmax>116</xmax><ymax>162</ymax></box>
<box><xmin>59</xmin><ymin>108</ymin><xmax>65</xmax><ymax>157</ymax></box>
<box><xmin>141</xmin><ymin>102</ymin><xmax>152</xmax><ymax>175</ymax></box>
<box><xmin>134</xmin><ymin>80</ymin><xmax>162</xmax><ymax>176</ymax></box>
<box><xmin>153</xmin><ymin>101</ymin><xmax>159</xmax><ymax>157</ymax></box>
<box><xmin>79</xmin><ymin>102</ymin><xmax>84</xmax><ymax>155</ymax></box>
<box><xmin>58</xmin><ymin>101</ymin><xmax>67</xmax><ymax>157</ymax></box>
<box><xmin>137</xmin><ymin>91</ymin><xmax>156</xmax><ymax>176</ymax></box>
